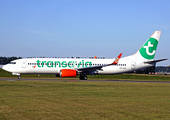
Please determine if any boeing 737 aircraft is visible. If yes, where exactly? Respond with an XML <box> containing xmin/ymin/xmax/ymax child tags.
<box><xmin>2</xmin><ymin>31</ymin><xmax>167</xmax><ymax>80</ymax></box>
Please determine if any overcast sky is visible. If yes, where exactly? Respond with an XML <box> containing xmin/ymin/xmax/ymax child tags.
<box><xmin>0</xmin><ymin>0</ymin><xmax>170</xmax><ymax>66</ymax></box>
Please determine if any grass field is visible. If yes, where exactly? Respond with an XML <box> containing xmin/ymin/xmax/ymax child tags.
<box><xmin>0</xmin><ymin>80</ymin><xmax>170</xmax><ymax>119</ymax></box>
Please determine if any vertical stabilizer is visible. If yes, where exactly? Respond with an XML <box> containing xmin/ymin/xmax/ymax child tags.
<box><xmin>134</xmin><ymin>31</ymin><xmax>161</xmax><ymax>60</ymax></box>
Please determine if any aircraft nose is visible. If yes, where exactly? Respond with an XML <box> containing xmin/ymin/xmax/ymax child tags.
<box><xmin>2</xmin><ymin>65</ymin><xmax>9</xmax><ymax>71</ymax></box>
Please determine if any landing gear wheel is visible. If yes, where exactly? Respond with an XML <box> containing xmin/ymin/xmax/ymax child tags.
<box><xmin>18</xmin><ymin>76</ymin><xmax>21</xmax><ymax>79</ymax></box>
<box><xmin>84</xmin><ymin>75</ymin><xmax>88</xmax><ymax>80</ymax></box>
<box><xmin>79</xmin><ymin>76</ymin><xmax>83</xmax><ymax>80</ymax></box>
<box><xmin>79</xmin><ymin>75</ymin><xmax>88</xmax><ymax>80</ymax></box>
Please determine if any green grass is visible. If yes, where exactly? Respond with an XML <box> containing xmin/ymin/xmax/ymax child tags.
<box><xmin>0</xmin><ymin>80</ymin><xmax>170</xmax><ymax>119</ymax></box>
<box><xmin>88</xmin><ymin>74</ymin><xmax>170</xmax><ymax>81</ymax></box>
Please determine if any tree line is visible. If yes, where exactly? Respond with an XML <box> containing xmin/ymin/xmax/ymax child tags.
<box><xmin>0</xmin><ymin>57</ymin><xmax>22</xmax><ymax>65</ymax></box>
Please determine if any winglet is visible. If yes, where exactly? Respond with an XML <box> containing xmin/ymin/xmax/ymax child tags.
<box><xmin>112</xmin><ymin>53</ymin><xmax>122</xmax><ymax>65</ymax></box>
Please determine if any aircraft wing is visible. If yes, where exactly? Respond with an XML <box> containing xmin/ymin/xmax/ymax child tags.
<box><xmin>144</xmin><ymin>58</ymin><xmax>168</xmax><ymax>64</ymax></box>
<box><xmin>77</xmin><ymin>53</ymin><xmax>122</xmax><ymax>72</ymax></box>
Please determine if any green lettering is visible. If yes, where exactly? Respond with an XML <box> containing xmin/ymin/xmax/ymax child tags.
<box><xmin>55</xmin><ymin>61</ymin><xmax>61</xmax><ymax>67</ymax></box>
<box><xmin>47</xmin><ymin>61</ymin><xmax>53</xmax><ymax>68</ymax></box>
<box><xmin>78</xmin><ymin>61</ymin><xmax>81</xmax><ymax>68</ymax></box>
<box><xmin>62</xmin><ymin>61</ymin><xmax>67</xmax><ymax>68</ymax></box>
<box><xmin>72</xmin><ymin>61</ymin><xmax>74</xmax><ymax>68</ymax></box>
<box><xmin>68</xmin><ymin>61</ymin><xmax>73</xmax><ymax>68</ymax></box>
<box><xmin>42</xmin><ymin>61</ymin><xmax>46</xmax><ymax>67</ymax></box>
<box><xmin>82</xmin><ymin>60</ymin><xmax>84</xmax><ymax>67</ymax></box>
<box><xmin>36</xmin><ymin>60</ymin><xmax>41</xmax><ymax>67</ymax></box>
<box><xmin>36</xmin><ymin>60</ymin><xmax>92</xmax><ymax>68</ymax></box>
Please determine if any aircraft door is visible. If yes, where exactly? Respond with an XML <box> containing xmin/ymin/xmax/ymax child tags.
<box><xmin>131</xmin><ymin>61</ymin><xmax>136</xmax><ymax>69</ymax></box>
<box><xmin>22</xmin><ymin>60</ymin><xmax>27</xmax><ymax>68</ymax></box>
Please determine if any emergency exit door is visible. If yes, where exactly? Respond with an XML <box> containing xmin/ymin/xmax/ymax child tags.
<box><xmin>22</xmin><ymin>60</ymin><xmax>27</xmax><ymax>68</ymax></box>
<box><xmin>131</xmin><ymin>61</ymin><xmax>136</xmax><ymax>69</ymax></box>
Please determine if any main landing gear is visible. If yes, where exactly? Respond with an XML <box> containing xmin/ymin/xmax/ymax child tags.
<box><xmin>79</xmin><ymin>75</ymin><xmax>88</xmax><ymax>80</ymax></box>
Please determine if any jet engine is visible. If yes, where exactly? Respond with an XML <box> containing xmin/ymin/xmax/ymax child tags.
<box><xmin>56</xmin><ymin>69</ymin><xmax>77</xmax><ymax>77</ymax></box>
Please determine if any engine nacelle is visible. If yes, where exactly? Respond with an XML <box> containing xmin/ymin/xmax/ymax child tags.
<box><xmin>56</xmin><ymin>69</ymin><xmax>77</xmax><ymax>77</ymax></box>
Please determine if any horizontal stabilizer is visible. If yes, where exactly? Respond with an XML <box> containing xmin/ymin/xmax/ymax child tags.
<box><xmin>144</xmin><ymin>58</ymin><xmax>168</xmax><ymax>64</ymax></box>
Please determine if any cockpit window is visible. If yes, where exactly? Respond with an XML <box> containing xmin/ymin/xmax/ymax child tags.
<box><xmin>10</xmin><ymin>62</ymin><xmax>16</xmax><ymax>64</ymax></box>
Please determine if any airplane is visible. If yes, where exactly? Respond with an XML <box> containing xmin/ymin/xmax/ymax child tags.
<box><xmin>2</xmin><ymin>31</ymin><xmax>167</xmax><ymax>80</ymax></box>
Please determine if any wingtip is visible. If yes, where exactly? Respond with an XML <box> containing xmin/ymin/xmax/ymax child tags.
<box><xmin>112</xmin><ymin>53</ymin><xmax>122</xmax><ymax>65</ymax></box>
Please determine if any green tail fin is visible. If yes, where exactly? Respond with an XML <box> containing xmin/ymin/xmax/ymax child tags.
<box><xmin>139</xmin><ymin>31</ymin><xmax>161</xmax><ymax>60</ymax></box>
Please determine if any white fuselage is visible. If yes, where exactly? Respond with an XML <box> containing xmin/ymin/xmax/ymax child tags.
<box><xmin>2</xmin><ymin>56</ymin><xmax>153</xmax><ymax>75</ymax></box>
